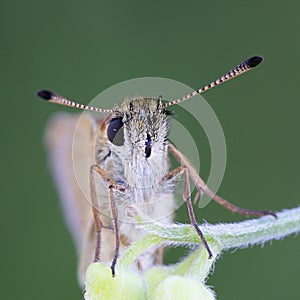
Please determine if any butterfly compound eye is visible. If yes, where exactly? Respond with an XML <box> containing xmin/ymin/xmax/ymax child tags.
<box><xmin>107</xmin><ymin>118</ymin><xmax>125</xmax><ymax>146</ymax></box>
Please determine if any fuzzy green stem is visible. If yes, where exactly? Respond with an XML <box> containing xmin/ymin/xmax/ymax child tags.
<box><xmin>84</xmin><ymin>207</ymin><xmax>300</xmax><ymax>300</ymax></box>
<box><xmin>205</xmin><ymin>207</ymin><xmax>300</xmax><ymax>249</ymax></box>
<box><xmin>140</xmin><ymin>207</ymin><xmax>300</xmax><ymax>251</ymax></box>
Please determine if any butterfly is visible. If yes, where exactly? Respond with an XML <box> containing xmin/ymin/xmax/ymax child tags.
<box><xmin>40</xmin><ymin>56</ymin><xmax>275</xmax><ymax>286</ymax></box>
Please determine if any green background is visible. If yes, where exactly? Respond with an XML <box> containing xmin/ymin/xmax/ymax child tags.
<box><xmin>1</xmin><ymin>0</ymin><xmax>299</xmax><ymax>299</ymax></box>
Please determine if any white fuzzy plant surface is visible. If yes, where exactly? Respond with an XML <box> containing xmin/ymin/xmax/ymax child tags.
<box><xmin>84</xmin><ymin>206</ymin><xmax>300</xmax><ymax>300</ymax></box>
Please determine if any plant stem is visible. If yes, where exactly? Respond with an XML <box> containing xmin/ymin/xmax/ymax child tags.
<box><xmin>121</xmin><ymin>207</ymin><xmax>300</xmax><ymax>267</ymax></box>
<box><xmin>85</xmin><ymin>207</ymin><xmax>300</xmax><ymax>300</ymax></box>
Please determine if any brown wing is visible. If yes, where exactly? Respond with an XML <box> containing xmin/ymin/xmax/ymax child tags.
<box><xmin>44</xmin><ymin>112</ymin><xmax>98</xmax><ymax>285</ymax></box>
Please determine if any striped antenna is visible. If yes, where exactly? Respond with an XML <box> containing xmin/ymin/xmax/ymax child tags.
<box><xmin>37</xmin><ymin>90</ymin><xmax>114</xmax><ymax>113</ymax></box>
<box><xmin>163</xmin><ymin>56</ymin><xmax>263</xmax><ymax>108</ymax></box>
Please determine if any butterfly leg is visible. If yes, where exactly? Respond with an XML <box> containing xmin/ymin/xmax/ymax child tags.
<box><xmin>155</xmin><ymin>246</ymin><xmax>164</xmax><ymax>265</ymax></box>
<box><xmin>90</xmin><ymin>164</ymin><xmax>127</xmax><ymax>276</ymax></box>
<box><xmin>168</xmin><ymin>143</ymin><xmax>277</xmax><ymax>218</ymax></box>
<box><xmin>161</xmin><ymin>165</ymin><xmax>213</xmax><ymax>258</ymax></box>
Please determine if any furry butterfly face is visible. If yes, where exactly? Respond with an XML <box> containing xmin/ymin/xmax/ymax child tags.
<box><xmin>100</xmin><ymin>98</ymin><xmax>171</xmax><ymax>189</ymax></box>
<box><xmin>106</xmin><ymin>97</ymin><xmax>170</xmax><ymax>155</ymax></box>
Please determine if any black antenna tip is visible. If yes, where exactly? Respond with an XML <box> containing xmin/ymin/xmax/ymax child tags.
<box><xmin>246</xmin><ymin>56</ymin><xmax>263</xmax><ymax>68</ymax></box>
<box><xmin>37</xmin><ymin>90</ymin><xmax>55</xmax><ymax>100</ymax></box>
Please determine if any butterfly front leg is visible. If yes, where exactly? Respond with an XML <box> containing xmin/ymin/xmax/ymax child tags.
<box><xmin>160</xmin><ymin>165</ymin><xmax>213</xmax><ymax>258</ymax></box>
<box><xmin>90</xmin><ymin>164</ymin><xmax>128</xmax><ymax>276</ymax></box>
<box><xmin>168</xmin><ymin>143</ymin><xmax>277</xmax><ymax>219</ymax></box>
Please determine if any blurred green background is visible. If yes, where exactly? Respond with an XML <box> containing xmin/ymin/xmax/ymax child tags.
<box><xmin>1</xmin><ymin>0</ymin><xmax>299</xmax><ymax>299</ymax></box>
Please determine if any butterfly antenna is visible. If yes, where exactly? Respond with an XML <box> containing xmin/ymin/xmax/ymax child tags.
<box><xmin>37</xmin><ymin>90</ymin><xmax>114</xmax><ymax>113</ymax></box>
<box><xmin>163</xmin><ymin>56</ymin><xmax>263</xmax><ymax>108</ymax></box>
